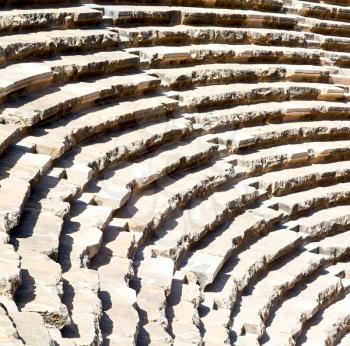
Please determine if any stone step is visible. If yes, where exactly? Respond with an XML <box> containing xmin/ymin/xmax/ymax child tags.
<box><xmin>0</xmin><ymin>306</ymin><xmax>23</xmax><ymax>346</ymax></box>
<box><xmin>129</xmin><ymin>44</ymin><xmax>323</xmax><ymax>68</ymax></box>
<box><xmin>135</xmin><ymin>257</ymin><xmax>174</xmax><ymax>331</ymax></box>
<box><xmin>0</xmin><ymin>179</ymin><xmax>30</xmax><ymax>235</ymax></box>
<box><xmin>1</xmin><ymin>72</ymin><xmax>160</xmax><ymax>126</ymax></box>
<box><xmin>19</xmin><ymin>95</ymin><xmax>178</xmax><ymax>158</ymax></box>
<box><xmin>94</xmin><ymin>137</ymin><xmax>218</xmax><ymax>211</ymax></box>
<box><xmin>119</xmin><ymin>24</ymin><xmax>350</xmax><ymax>52</ymax></box>
<box><xmin>14</xmin><ymin>250</ymin><xmax>70</xmax><ymax>329</ymax></box>
<box><xmin>62</xmin><ymin>268</ymin><xmax>102</xmax><ymax>346</ymax></box>
<box><xmin>233</xmin><ymin>140</ymin><xmax>350</xmax><ymax>174</ymax></box>
<box><xmin>122</xmin><ymin>159</ymin><xmax>237</xmax><ymax>247</ymax></box>
<box><xmin>200</xmin><ymin>307</ymin><xmax>231</xmax><ymax>345</ymax></box>
<box><xmin>68</xmin><ymin>116</ymin><xmax>193</xmax><ymax>173</ymax></box>
<box><xmin>0</xmin><ymin>124</ymin><xmax>21</xmax><ymax>157</ymax></box>
<box><xmin>302</xmin><ymin>291</ymin><xmax>350</xmax><ymax>345</ymax></box>
<box><xmin>0</xmin><ymin>50</ymin><xmax>139</xmax><ymax>102</ymax></box>
<box><xmin>11</xmin><ymin>312</ymin><xmax>54</xmax><ymax>346</ymax></box>
<box><xmin>231</xmin><ymin>251</ymin><xmax>327</xmax><ymax>338</ymax></box>
<box><xmin>217</xmin><ymin>120</ymin><xmax>350</xmax><ymax>153</ymax></box>
<box><xmin>88</xmin><ymin>0</ymin><xmax>283</xmax><ymax>12</ymax></box>
<box><xmin>118</xmin><ymin>25</ymin><xmax>308</xmax><ymax>48</ymax></box>
<box><xmin>314</xmin><ymin>230</ymin><xmax>350</xmax><ymax>259</ymax></box>
<box><xmin>181</xmin><ymin>206</ymin><xmax>282</xmax><ymax>288</ymax></box>
<box><xmin>286</xmin><ymin>205</ymin><xmax>350</xmax><ymax>240</ymax></box>
<box><xmin>12</xmin><ymin>208</ymin><xmax>64</xmax><ymax>259</ymax></box>
<box><xmin>0</xmin><ymin>29</ymin><xmax>119</xmax><ymax>67</ymax></box>
<box><xmin>307</xmin><ymin>16</ymin><xmax>350</xmax><ymax>37</ymax></box>
<box><xmin>0</xmin><ymin>149</ymin><xmax>52</xmax><ymax>185</ymax></box>
<box><xmin>94</xmin><ymin>256</ymin><xmax>139</xmax><ymax>345</ymax></box>
<box><xmin>268</xmin><ymin>181</ymin><xmax>350</xmax><ymax>216</ymax></box>
<box><xmin>294</xmin><ymin>1</ymin><xmax>350</xmax><ymax>23</ymax></box>
<box><xmin>304</xmin><ymin>0</ymin><xmax>350</xmax><ymax>6</ymax></box>
<box><xmin>256</xmin><ymin>160</ymin><xmax>350</xmax><ymax>196</ymax></box>
<box><xmin>173</xmin><ymin>82</ymin><xmax>348</xmax><ymax>111</ymax></box>
<box><xmin>0</xmin><ymin>6</ymin><xmax>103</xmax><ymax>34</ymax></box>
<box><xmin>0</xmin><ymin>244</ymin><xmax>21</xmax><ymax>297</ymax></box>
<box><xmin>205</xmin><ymin>229</ymin><xmax>302</xmax><ymax>310</ymax></box>
<box><xmin>59</xmin><ymin>203</ymin><xmax>113</xmax><ymax>269</ymax></box>
<box><xmin>151</xmin><ymin>63</ymin><xmax>342</xmax><ymax>90</ymax></box>
<box><xmin>167</xmin><ymin>272</ymin><xmax>203</xmax><ymax>346</ymax></box>
<box><xmin>190</xmin><ymin>100</ymin><xmax>350</xmax><ymax>132</ymax></box>
<box><xmin>98</xmin><ymin>5</ymin><xmax>297</xmax><ymax>29</ymax></box>
<box><xmin>264</xmin><ymin>271</ymin><xmax>346</xmax><ymax>345</ymax></box>
<box><xmin>146</xmin><ymin>182</ymin><xmax>264</xmax><ymax>266</ymax></box>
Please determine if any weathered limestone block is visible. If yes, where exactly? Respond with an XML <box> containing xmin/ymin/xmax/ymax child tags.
<box><xmin>0</xmin><ymin>244</ymin><xmax>21</xmax><ymax>297</ymax></box>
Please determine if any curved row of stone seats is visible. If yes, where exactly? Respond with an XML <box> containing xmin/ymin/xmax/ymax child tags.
<box><xmin>312</xmin><ymin>227</ymin><xmax>350</xmax><ymax>258</ymax></box>
<box><xmin>191</xmin><ymin>101</ymin><xmax>350</xmax><ymax>132</ymax></box>
<box><xmin>117</xmin><ymin>26</ymin><xmax>309</xmax><ymax>48</ymax></box>
<box><xmin>66</xmin><ymin>116</ymin><xmax>195</xmax><ymax>184</ymax></box>
<box><xmin>302</xmin><ymin>283</ymin><xmax>350</xmax><ymax>345</ymax></box>
<box><xmin>0</xmin><ymin>29</ymin><xmax>119</xmax><ymax>67</ymax></box>
<box><xmin>150</xmin><ymin>64</ymin><xmax>344</xmax><ymax>90</ymax></box>
<box><xmin>94</xmin><ymin>137</ymin><xmax>219</xmax><ymax>211</ymax></box>
<box><xmin>115</xmin><ymin>144</ymin><xmax>350</xmax><ymax>254</ymax></box>
<box><xmin>18</xmin><ymin>94</ymin><xmax>177</xmax><ymax>159</ymax></box>
<box><xmin>145</xmin><ymin>181</ymin><xmax>264</xmax><ymax>266</ymax></box>
<box><xmin>88</xmin><ymin>0</ymin><xmax>284</xmax><ymax>12</ymax></box>
<box><xmin>172</xmin><ymin>82</ymin><xmax>348</xmax><ymax>112</ymax></box>
<box><xmin>0</xmin><ymin>51</ymin><xmax>139</xmax><ymax>103</ymax></box>
<box><xmin>305</xmin><ymin>16</ymin><xmax>350</xmax><ymax>37</ymax></box>
<box><xmin>295</xmin><ymin>0</ymin><xmax>350</xmax><ymax>6</ymax></box>
<box><xmin>1</xmin><ymin>72</ymin><xmax>159</xmax><ymax>127</ymax></box>
<box><xmin>254</xmin><ymin>160</ymin><xmax>350</xmax><ymax>196</ymax></box>
<box><xmin>202</xmin><ymin>228</ymin><xmax>304</xmax><ymax>311</ymax></box>
<box><xmin>289</xmin><ymin>1</ymin><xmax>350</xmax><ymax>22</ymax></box>
<box><xmin>285</xmin><ymin>205</ymin><xmax>350</xmax><ymax>240</ymax></box>
<box><xmin>267</xmin><ymin>181</ymin><xmax>350</xmax><ymax>216</ymax></box>
<box><xmin>118</xmin><ymin>25</ymin><xmax>350</xmax><ymax>52</ymax></box>
<box><xmin>231</xmin><ymin>250</ymin><xmax>328</xmax><ymax>341</ymax></box>
<box><xmin>121</xmin><ymin>158</ymin><xmax>237</xmax><ymax>242</ymax></box>
<box><xmin>0</xmin><ymin>6</ymin><xmax>103</xmax><ymax>34</ymax></box>
<box><xmin>215</xmin><ymin>121</ymin><xmax>350</xmax><ymax>153</ymax></box>
<box><xmin>256</xmin><ymin>266</ymin><xmax>348</xmax><ymax>345</ymax></box>
<box><xmin>130</xmin><ymin>45</ymin><xmax>324</xmax><ymax>68</ymax></box>
<box><xmin>88</xmin><ymin>5</ymin><xmax>298</xmax><ymax>29</ymax></box>
<box><xmin>233</xmin><ymin>140</ymin><xmax>350</xmax><ymax>173</ymax></box>
<box><xmin>180</xmin><ymin>207</ymin><xmax>283</xmax><ymax>289</ymax></box>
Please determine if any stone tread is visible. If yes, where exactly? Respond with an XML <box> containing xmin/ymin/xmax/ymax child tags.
<box><xmin>1</xmin><ymin>72</ymin><xmax>160</xmax><ymax>126</ymax></box>
<box><xmin>232</xmin><ymin>251</ymin><xmax>328</xmax><ymax>338</ymax></box>
<box><xmin>264</xmin><ymin>272</ymin><xmax>346</xmax><ymax>345</ymax></box>
<box><xmin>302</xmin><ymin>292</ymin><xmax>350</xmax><ymax>345</ymax></box>
<box><xmin>0</xmin><ymin>29</ymin><xmax>120</xmax><ymax>66</ymax></box>
<box><xmin>0</xmin><ymin>50</ymin><xmax>139</xmax><ymax>100</ymax></box>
